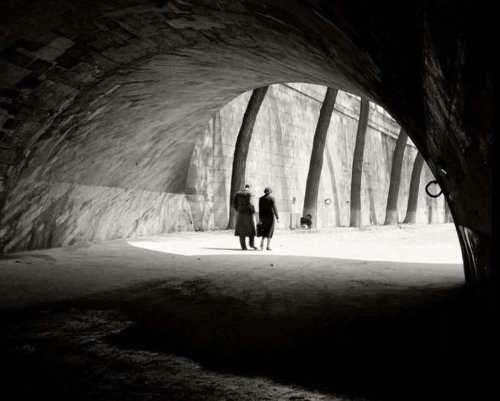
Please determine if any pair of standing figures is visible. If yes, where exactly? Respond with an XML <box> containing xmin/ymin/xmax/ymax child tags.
<box><xmin>233</xmin><ymin>184</ymin><xmax>279</xmax><ymax>250</ymax></box>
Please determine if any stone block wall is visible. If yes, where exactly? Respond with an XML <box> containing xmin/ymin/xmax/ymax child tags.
<box><xmin>0</xmin><ymin>178</ymin><xmax>197</xmax><ymax>252</ymax></box>
<box><xmin>187</xmin><ymin>83</ymin><xmax>447</xmax><ymax>229</ymax></box>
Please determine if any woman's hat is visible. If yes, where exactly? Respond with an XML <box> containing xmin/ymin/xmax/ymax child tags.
<box><xmin>264</xmin><ymin>187</ymin><xmax>272</xmax><ymax>194</ymax></box>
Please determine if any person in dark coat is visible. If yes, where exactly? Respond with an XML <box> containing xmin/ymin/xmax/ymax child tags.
<box><xmin>258</xmin><ymin>187</ymin><xmax>279</xmax><ymax>250</ymax></box>
<box><xmin>233</xmin><ymin>184</ymin><xmax>258</xmax><ymax>250</ymax></box>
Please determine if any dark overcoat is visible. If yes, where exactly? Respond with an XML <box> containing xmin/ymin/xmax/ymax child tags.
<box><xmin>258</xmin><ymin>194</ymin><xmax>279</xmax><ymax>238</ymax></box>
<box><xmin>233</xmin><ymin>189</ymin><xmax>256</xmax><ymax>236</ymax></box>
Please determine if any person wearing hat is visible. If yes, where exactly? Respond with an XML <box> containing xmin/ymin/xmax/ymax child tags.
<box><xmin>258</xmin><ymin>187</ymin><xmax>279</xmax><ymax>250</ymax></box>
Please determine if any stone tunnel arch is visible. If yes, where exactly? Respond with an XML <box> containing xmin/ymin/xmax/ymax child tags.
<box><xmin>0</xmin><ymin>1</ymin><xmax>493</xmax><ymax>294</ymax></box>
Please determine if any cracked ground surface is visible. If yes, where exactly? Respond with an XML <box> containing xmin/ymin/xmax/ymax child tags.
<box><xmin>0</xmin><ymin>225</ymin><xmax>466</xmax><ymax>400</ymax></box>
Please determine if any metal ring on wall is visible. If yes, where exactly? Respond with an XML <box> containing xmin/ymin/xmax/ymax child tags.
<box><xmin>425</xmin><ymin>180</ymin><xmax>443</xmax><ymax>198</ymax></box>
<box><xmin>324</xmin><ymin>198</ymin><xmax>332</xmax><ymax>205</ymax></box>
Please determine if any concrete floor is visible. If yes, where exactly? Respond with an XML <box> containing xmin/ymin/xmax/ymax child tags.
<box><xmin>0</xmin><ymin>225</ymin><xmax>466</xmax><ymax>401</ymax></box>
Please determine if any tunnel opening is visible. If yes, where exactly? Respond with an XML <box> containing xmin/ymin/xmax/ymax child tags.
<box><xmin>183</xmin><ymin>83</ymin><xmax>455</xmax><ymax>232</ymax></box>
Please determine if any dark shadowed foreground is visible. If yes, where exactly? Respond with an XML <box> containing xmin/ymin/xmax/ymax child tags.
<box><xmin>0</xmin><ymin>226</ymin><xmax>468</xmax><ymax>401</ymax></box>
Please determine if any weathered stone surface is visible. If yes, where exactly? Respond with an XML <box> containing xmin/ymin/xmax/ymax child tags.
<box><xmin>0</xmin><ymin>178</ymin><xmax>196</xmax><ymax>252</ymax></box>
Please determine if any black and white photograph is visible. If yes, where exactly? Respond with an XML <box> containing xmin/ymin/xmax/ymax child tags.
<box><xmin>0</xmin><ymin>1</ymin><xmax>496</xmax><ymax>400</ymax></box>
